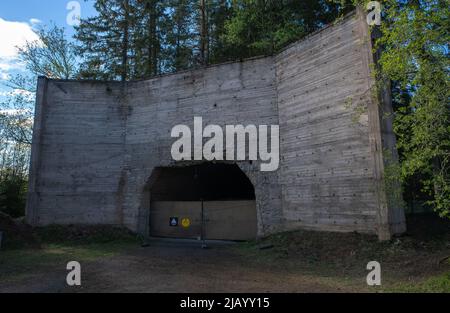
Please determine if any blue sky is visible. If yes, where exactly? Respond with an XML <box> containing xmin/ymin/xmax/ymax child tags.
<box><xmin>0</xmin><ymin>0</ymin><xmax>96</xmax><ymax>99</ymax></box>
<box><xmin>1</xmin><ymin>0</ymin><xmax>96</xmax><ymax>36</ymax></box>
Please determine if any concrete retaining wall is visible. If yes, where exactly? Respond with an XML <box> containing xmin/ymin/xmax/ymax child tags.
<box><xmin>26</xmin><ymin>10</ymin><xmax>406</xmax><ymax>240</ymax></box>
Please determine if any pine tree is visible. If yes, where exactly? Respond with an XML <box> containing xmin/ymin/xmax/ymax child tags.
<box><xmin>166</xmin><ymin>0</ymin><xmax>196</xmax><ymax>71</ymax></box>
<box><xmin>75</xmin><ymin>0</ymin><xmax>136</xmax><ymax>81</ymax></box>
<box><xmin>222</xmin><ymin>0</ymin><xmax>348</xmax><ymax>58</ymax></box>
<box><xmin>74</xmin><ymin>0</ymin><xmax>350</xmax><ymax>78</ymax></box>
<box><xmin>198</xmin><ymin>0</ymin><xmax>209</xmax><ymax>65</ymax></box>
<box><xmin>207</xmin><ymin>0</ymin><xmax>233</xmax><ymax>64</ymax></box>
<box><xmin>133</xmin><ymin>0</ymin><xmax>166</xmax><ymax>77</ymax></box>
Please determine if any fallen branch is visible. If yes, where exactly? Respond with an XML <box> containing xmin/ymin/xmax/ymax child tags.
<box><xmin>438</xmin><ymin>256</ymin><xmax>450</xmax><ymax>265</ymax></box>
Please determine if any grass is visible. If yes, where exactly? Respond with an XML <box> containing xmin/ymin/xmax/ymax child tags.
<box><xmin>233</xmin><ymin>215</ymin><xmax>450</xmax><ymax>292</ymax></box>
<box><xmin>0</xmin><ymin>225</ymin><xmax>140</xmax><ymax>284</ymax></box>
<box><xmin>1</xmin><ymin>214</ymin><xmax>449</xmax><ymax>292</ymax></box>
<box><xmin>387</xmin><ymin>269</ymin><xmax>450</xmax><ymax>293</ymax></box>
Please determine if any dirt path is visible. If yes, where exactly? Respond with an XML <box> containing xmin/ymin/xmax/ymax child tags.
<box><xmin>86</xmin><ymin>244</ymin><xmax>354</xmax><ymax>292</ymax></box>
<box><xmin>3</xmin><ymin>214</ymin><xmax>449</xmax><ymax>293</ymax></box>
<box><xmin>1</xmin><ymin>239</ymin><xmax>364</xmax><ymax>293</ymax></box>
<box><xmin>70</xmin><ymin>239</ymin><xmax>360</xmax><ymax>293</ymax></box>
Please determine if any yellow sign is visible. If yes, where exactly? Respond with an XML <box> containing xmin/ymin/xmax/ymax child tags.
<box><xmin>181</xmin><ymin>218</ymin><xmax>191</xmax><ymax>228</ymax></box>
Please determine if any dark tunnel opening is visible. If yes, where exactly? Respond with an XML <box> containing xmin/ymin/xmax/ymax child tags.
<box><xmin>150</xmin><ymin>163</ymin><xmax>255</xmax><ymax>201</ymax></box>
<box><xmin>148</xmin><ymin>163</ymin><xmax>258</xmax><ymax>240</ymax></box>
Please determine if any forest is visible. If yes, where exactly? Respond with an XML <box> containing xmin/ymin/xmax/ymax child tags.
<box><xmin>0</xmin><ymin>0</ymin><xmax>448</xmax><ymax>220</ymax></box>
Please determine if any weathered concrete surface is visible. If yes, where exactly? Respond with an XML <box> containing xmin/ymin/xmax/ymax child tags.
<box><xmin>275</xmin><ymin>9</ymin><xmax>406</xmax><ymax>238</ymax></box>
<box><xmin>26</xmin><ymin>10</ymin><xmax>406</xmax><ymax>240</ymax></box>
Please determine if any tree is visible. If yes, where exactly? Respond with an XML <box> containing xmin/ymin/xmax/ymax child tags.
<box><xmin>1</xmin><ymin>25</ymin><xmax>78</xmax><ymax>147</ymax></box>
<box><xmin>379</xmin><ymin>0</ymin><xmax>449</xmax><ymax>218</ymax></box>
<box><xmin>133</xmin><ymin>0</ymin><xmax>166</xmax><ymax>77</ymax></box>
<box><xmin>348</xmin><ymin>0</ymin><xmax>449</xmax><ymax>218</ymax></box>
<box><xmin>75</xmin><ymin>1</ymin><xmax>349</xmax><ymax>75</ymax></box>
<box><xmin>198</xmin><ymin>0</ymin><xmax>209</xmax><ymax>65</ymax></box>
<box><xmin>0</xmin><ymin>168</ymin><xmax>28</xmax><ymax>218</ymax></box>
<box><xmin>165</xmin><ymin>0</ymin><xmax>197</xmax><ymax>71</ymax></box>
<box><xmin>207</xmin><ymin>0</ymin><xmax>233</xmax><ymax>64</ymax></box>
<box><xmin>0</xmin><ymin>25</ymin><xmax>78</xmax><ymax>217</ymax></box>
<box><xmin>75</xmin><ymin>0</ymin><xmax>137</xmax><ymax>81</ymax></box>
<box><xmin>222</xmin><ymin>0</ymin><xmax>349</xmax><ymax>59</ymax></box>
<box><xmin>17</xmin><ymin>26</ymin><xmax>78</xmax><ymax>79</ymax></box>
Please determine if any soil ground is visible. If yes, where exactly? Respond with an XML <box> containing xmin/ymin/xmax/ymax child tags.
<box><xmin>0</xmin><ymin>214</ymin><xmax>449</xmax><ymax>293</ymax></box>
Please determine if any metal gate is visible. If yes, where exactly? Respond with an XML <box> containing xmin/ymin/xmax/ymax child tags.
<box><xmin>149</xmin><ymin>200</ymin><xmax>257</xmax><ymax>241</ymax></box>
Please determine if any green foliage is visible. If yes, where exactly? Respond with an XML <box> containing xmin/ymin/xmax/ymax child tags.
<box><xmin>341</xmin><ymin>1</ymin><xmax>450</xmax><ymax>218</ymax></box>
<box><xmin>374</xmin><ymin>0</ymin><xmax>450</xmax><ymax>218</ymax></box>
<box><xmin>0</xmin><ymin>26</ymin><xmax>77</xmax><ymax>218</ymax></box>
<box><xmin>222</xmin><ymin>0</ymin><xmax>351</xmax><ymax>58</ymax></box>
<box><xmin>389</xmin><ymin>270</ymin><xmax>450</xmax><ymax>293</ymax></box>
<box><xmin>0</xmin><ymin>240</ymin><xmax>137</xmax><ymax>282</ymax></box>
<box><xmin>0</xmin><ymin>170</ymin><xmax>28</xmax><ymax>218</ymax></box>
<box><xmin>223</xmin><ymin>1</ymin><xmax>302</xmax><ymax>56</ymax></box>
<box><xmin>75</xmin><ymin>0</ymin><xmax>352</xmax><ymax>78</ymax></box>
<box><xmin>35</xmin><ymin>225</ymin><xmax>136</xmax><ymax>245</ymax></box>
<box><xmin>383</xmin><ymin>149</ymin><xmax>407</xmax><ymax>210</ymax></box>
<box><xmin>17</xmin><ymin>26</ymin><xmax>78</xmax><ymax>79</ymax></box>
<box><xmin>75</xmin><ymin>0</ymin><xmax>136</xmax><ymax>80</ymax></box>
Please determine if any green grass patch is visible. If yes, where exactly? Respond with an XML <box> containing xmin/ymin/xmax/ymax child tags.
<box><xmin>35</xmin><ymin>224</ymin><xmax>137</xmax><ymax>245</ymax></box>
<box><xmin>387</xmin><ymin>270</ymin><xmax>450</xmax><ymax>293</ymax></box>
<box><xmin>0</xmin><ymin>225</ymin><xmax>140</xmax><ymax>284</ymax></box>
<box><xmin>233</xmin><ymin>225</ymin><xmax>450</xmax><ymax>292</ymax></box>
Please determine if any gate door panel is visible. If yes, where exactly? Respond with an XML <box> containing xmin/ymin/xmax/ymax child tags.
<box><xmin>204</xmin><ymin>201</ymin><xmax>257</xmax><ymax>241</ymax></box>
<box><xmin>150</xmin><ymin>201</ymin><xmax>201</xmax><ymax>239</ymax></box>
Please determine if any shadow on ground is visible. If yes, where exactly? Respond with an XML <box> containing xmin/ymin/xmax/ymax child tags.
<box><xmin>0</xmin><ymin>214</ymin><xmax>448</xmax><ymax>293</ymax></box>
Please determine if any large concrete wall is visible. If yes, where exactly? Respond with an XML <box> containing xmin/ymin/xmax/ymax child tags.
<box><xmin>123</xmin><ymin>56</ymin><xmax>283</xmax><ymax>236</ymax></box>
<box><xmin>27</xmin><ymin>79</ymin><xmax>128</xmax><ymax>225</ymax></box>
<box><xmin>276</xmin><ymin>10</ymin><xmax>384</xmax><ymax>235</ymax></box>
<box><xmin>26</xmin><ymin>10</ymin><xmax>406</xmax><ymax>240</ymax></box>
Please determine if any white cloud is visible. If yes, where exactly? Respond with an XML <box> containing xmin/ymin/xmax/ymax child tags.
<box><xmin>0</xmin><ymin>89</ymin><xmax>34</xmax><ymax>98</ymax></box>
<box><xmin>0</xmin><ymin>108</ymin><xmax>32</xmax><ymax>116</ymax></box>
<box><xmin>0</xmin><ymin>18</ymin><xmax>39</xmax><ymax>79</ymax></box>
<box><xmin>0</xmin><ymin>18</ymin><xmax>39</xmax><ymax>59</ymax></box>
<box><xmin>0</xmin><ymin>72</ymin><xmax>10</xmax><ymax>81</ymax></box>
<box><xmin>29</xmin><ymin>18</ymin><xmax>42</xmax><ymax>25</ymax></box>
<box><xmin>0</xmin><ymin>61</ymin><xmax>24</xmax><ymax>75</ymax></box>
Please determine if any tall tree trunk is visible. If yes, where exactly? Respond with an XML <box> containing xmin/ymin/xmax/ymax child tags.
<box><xmin>199</xmin><ymin>0</ymin><xmax>209</xmax><ymax>65</ymax></box>
<box><xmin>147</xmin><ymin>0</ymin><xmax>158</xmax><ymax>76</ymax></box>
<box><xmin>121</xmin><ymin>0</ymin><xmax>130</xmax><ymax>81</ymax></box>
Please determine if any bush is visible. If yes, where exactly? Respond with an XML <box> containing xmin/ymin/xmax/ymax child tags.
<box><xmin>0</xmin><ymin>172</ymin><xmax>28</xmax><ymax>218</ymax></box>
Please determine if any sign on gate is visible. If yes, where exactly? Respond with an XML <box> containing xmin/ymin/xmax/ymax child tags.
<box><xmin>170</xmin><ymin>217</ymin><xmax>179</xmax><ymax>227</ymax></box>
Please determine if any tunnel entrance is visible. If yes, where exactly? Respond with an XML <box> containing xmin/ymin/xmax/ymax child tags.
<box><xmin>148</xmin><ymin>163</ymin><xmax>257</xmax><ymax>241</ymax></box>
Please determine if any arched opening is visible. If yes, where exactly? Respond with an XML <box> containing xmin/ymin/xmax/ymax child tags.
<box><xmin>148</xmin><ymin>163</ymin><xmax>257</xmax><ymax>241</ymax></box>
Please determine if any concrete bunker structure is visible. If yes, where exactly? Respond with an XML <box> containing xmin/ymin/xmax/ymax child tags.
<box><xmin>26</xmin><ymin>11</ymin><xmax>406</xmax><ymax>241</ymax></box>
